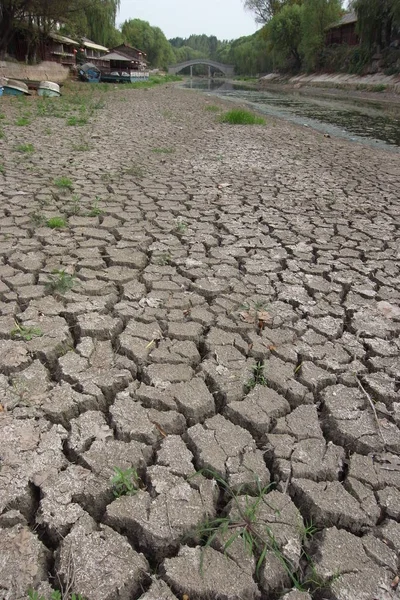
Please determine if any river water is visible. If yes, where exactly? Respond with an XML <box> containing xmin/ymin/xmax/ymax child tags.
<box><xmin>182</xmin><ymin>79</ymin><xmax>400</xmax><ymax>151</ymax></box>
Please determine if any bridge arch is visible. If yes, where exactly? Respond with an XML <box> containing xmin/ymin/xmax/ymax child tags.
<box><xmin>168</xmin><ymin>59</ymin><xmax>235</xmax><ymax>77</ymax></box>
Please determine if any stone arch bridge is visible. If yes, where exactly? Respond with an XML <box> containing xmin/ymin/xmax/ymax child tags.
<box><xmin>168</xmin><ymin>59</ymin><xmax>235</xmax><ymax>78</ymax></box>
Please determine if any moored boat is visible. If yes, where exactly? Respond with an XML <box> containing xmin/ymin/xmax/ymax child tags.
<box><xmin>3</xmin><ymin>79</ymin><xmax>30</xmax><ymax>96</ymax></box>
<box><xmin>78</xmin><ymin>63</ymin><xmax>101</xmax><ymax>83</ymax></box>
<box><xmin>38</xmin><ymin>81</ymin><xmax>61</xmax><ymax>97</ymax></box>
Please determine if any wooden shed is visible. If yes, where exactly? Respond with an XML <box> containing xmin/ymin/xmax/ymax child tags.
<box><xmin>326</xmin><ymin>12</ymin><xmax>359</xmax><ymax>46</ymax></box>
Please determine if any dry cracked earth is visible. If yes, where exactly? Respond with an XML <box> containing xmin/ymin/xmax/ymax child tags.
<box><xmin>0</xmin><ymin>83</ymin><xmax>399</xmax><ymax>600</ymax></box>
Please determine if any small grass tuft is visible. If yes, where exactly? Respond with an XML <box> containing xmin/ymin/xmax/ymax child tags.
<box><xmin>87</xmin><ymin>197</ymin><xmax>103</xmax><ymax>217</ymax></box>
<box><xmin>152</xmin><ymin>147</ymin><xmax>175</xmax><ymax>154</ymax></box>
<box><xmin>45</xmin><ymin>269</ymin><xmax>77</xmax><ymax>294</ymax></box>
<box><xmin>28</xmin><ymin>588</ymin><xmax>86</xmax><ymax>600</ymax></box>
<box><xmin>53</xmin><ymin>176</ymin><xmax>73</xmax><ymax>190</ymax></box>
<box><xmin>0</xmin><ymin>164</ymin><xmax>5</xmax><ymax>175</ymax></box>
<box><xmin>246</xmin><ymin>362</ymin><xmax>268</xmax><ymax>391</ymax></box>
<box><xmin>46</xmin><ymin>216</ymin><xmax>67</xmax><ymax>229</ymax></box>
<box><xmin>16</xmin><ymin>143</ymin><xmax>34</xmax><ymax>153</ymax></box>
<box><xmin>205</xmin><ymin>104</ymin><xmax>222</xmax><ymax>112</ymax></box>
<box><xmin>175</xmin><ymin>218</ymin><xmax>188</xmax><ymax>233</ymax></box>
<box><xmin>220</xmin><ymin>109</ymin><xmax>265</xmax><ymax>125</ymax></box>
<box><xmin>11</xmin><ymin>322</ymin><xmax>43</xmax><ymax>341</ymax></box>
<box><xmin>111</xmin><ymin>466</ymin><xmax>140</xmax><ymax>497</ymax></box>
<box><xmin>15</xmin><ymin>116</ymin><xmax>30</xmax><ymax>126</ymax></box>
<box><xmin>67</xmin><ymin>116</ymin><xmax>88</xmax><ymax>126</ymax></box>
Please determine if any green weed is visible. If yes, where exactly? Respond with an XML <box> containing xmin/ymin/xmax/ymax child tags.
<box><xmin>45</xmin><ymin>270</ymin><xmax>77</xmax><ymax>294</ymax></box>
<box><xmin>152</xmin><ymin>147</ymin><xmax>175</xmax><ymax>154</ymax></box>
<box><xmin>111</xmin><ymin>466</ymin><xmax>140</xmax><ymax>497</ymax></box>
<box><xmin>16</xmin><ymin>143</ymin><xmax>34</xmax><ymax>153</ymax></box>
<box><xmin>11</xmin><ymin>322</ymin><xmax>43</xmax><ymax>341</ymax></box>
<box><xmin>0</xmin><ymin>164</ymin><xmax>5</xmax><ymax>174</ymax></box>
<box><xmin>220</xmin><ymin>109</ymin><xmax>265</xmax><ymax>125</ymax></box>
<box><xmin>246</xmin><ymin>362</ymin><xmax>268</xmax><ymax>391</ymax></box>
<box><xmin>87</xmin><ymin>197</ymin><xmax>103</xmax><ymax>217</ymax></box>
<box><xmin>15</xmin><ymin>116</ymin><xmax>30</xmax><ymax>126</ymax></box>
<box><xmin>124</xmin><ymin>165</ymin><xmax>145</xmax><ymax>178</ymax></box>
<box><xmin>30</xmin><ymin>212</ymin><xmax>47</xmax><ymax>226</ymax></box>
<box><xmin>66</xmin><ymin>116</ymin><xmax>88</xmax><ymax>126</ymax></box>
<box><xmin>46</xmin><ymin>216</ymin><xmax>67</xmax><ymax>229</ymax></box>
<box><xmin>205</xmin><ymin>104</ymin><xmax>222</xmax><ymax>112</ymax></box>
<box><xmin>175</xmin><ymin>218</ymin><xmax>188</xmax><ymax>233</ymax></box>
<box><xmin>53</xmin><ymin>176</ymin><xmax>73</xmax><ymax>190</ymax></box>
<box><xmin>0</xmin><ymin>128</ymin><xmax>5</xmax><ymax>139</ymax></box>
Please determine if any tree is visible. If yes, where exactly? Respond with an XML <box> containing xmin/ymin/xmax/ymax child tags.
<box><xmin>243</xmin><ymin>0</ymin><xmax>303</xmax><ymax>23</ymax></box>
<box><xmin>301</xmin><ymin>0</ymin><xmax>342</xmax><ymax>69</ymax></box>
<box><xmin>266</xmin><ymin>3</ymin><xmax>304</xmax><ymax>68</ymax></box>
<box><xmin>353</xmin><ymin>0</ymin><xmax>400</xmax><ymax>49</ymax></box>
<box><xmin>121</xmin><ymin>19</ymin><xmax>175</xmax><ymax>68</ymax></box>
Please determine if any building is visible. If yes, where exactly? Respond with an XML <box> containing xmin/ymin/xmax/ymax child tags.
<box><xmin>326</xmin><ymin>12</ymin><xmax>359</xmax><ymax>46</ymax></box>
<box><xmin>100</xmin><ymin>47</ymin><xmax>149</xmax><ymax>82</ymax></box>
<box><xmin>79</xmin><ymin>38</ymin><xmax>109</xmax><ymax>67</ymax></box>
<box><xmin>112</xmin><ymin>43</ymin><xmax>148</xmax><ymax>70</ymax></box>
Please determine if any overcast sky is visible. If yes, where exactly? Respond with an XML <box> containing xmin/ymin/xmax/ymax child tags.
<box><xmin>117</xmin><ymin>0</ymin><xmax>260</xmax><ymax>40</ymax></box>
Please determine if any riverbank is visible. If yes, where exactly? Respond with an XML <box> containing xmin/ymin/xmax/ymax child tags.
<box><xmin>257</xmin><ymin>70</ymin><xmax>400</xmax><ymax>107</ymax></box>
<box><xmin>0</xmin><ymin>83</ymin><xmax>399</xmax><ymax>600</ymax></box>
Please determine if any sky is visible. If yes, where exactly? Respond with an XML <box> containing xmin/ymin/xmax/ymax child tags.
<box><xmin>117</xmin><ymin>0</ymin><xmax>260</xmax><ymax>41</ymax></box>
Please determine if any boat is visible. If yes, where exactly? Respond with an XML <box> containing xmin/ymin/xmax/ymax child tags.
<box><xmin>38</xmin><ymin>81</ymin><xmax>61</xmax><ymax>97</ymax></box>
<box><xmin>78</xmin><ymin>63</ymin><xmax>101</xmax><ymax>83</ymax></box>
<box><xmin>3</xmin><ymin>79</ymin><xmax>30</xmax><ymax>96</ymax></box>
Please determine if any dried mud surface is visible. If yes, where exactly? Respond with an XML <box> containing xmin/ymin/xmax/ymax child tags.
<box><xmin>0</xmin><ymin>84</ymin><xmax>399</xmax><ymax>600</ymax></box>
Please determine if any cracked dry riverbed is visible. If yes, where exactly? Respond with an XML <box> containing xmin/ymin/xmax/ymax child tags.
<box><xmin>0</xmin><ymin>83</ymin><xmax>399</xmax><ymax>600</ymax></box>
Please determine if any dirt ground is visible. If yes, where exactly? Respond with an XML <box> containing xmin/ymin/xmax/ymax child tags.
<box><xmin>0</xmin><ymin>83</ymin><xmax>399</xmax><ymax>600</ymax></box>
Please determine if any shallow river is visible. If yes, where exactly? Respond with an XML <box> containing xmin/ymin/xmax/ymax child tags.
<box><xmin>183</xmin><ymin>79</ymin><xmax>400</xmax><ymax>150</ymax></box>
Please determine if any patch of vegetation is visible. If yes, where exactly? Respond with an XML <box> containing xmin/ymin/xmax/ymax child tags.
<box><xmin>11</xmin><ymin>322</ymin><xmax>43</xmax><ymax>341</ymax></box>
<box><xmin>16</xmin><ymin>143</ymin><xmax>34</xmax><ymax>153</ymax></box>
<box><xmin>175</xmin><ymin>218</ymin><xmax>188</xmax><ymax>233</ymax></box>
<box><xmin>220</xmin><ymin>109</ymin><xmax>265</xmax><ymax>125</ymax></box>
<box><xmin>124</xmin><ymin>164</ymin><xmax>145</xmax><ymax>178</ymax></box>
<box><xmin>111</xmin><ymin>466</ymin><xmax>140</xmax><ymax>497</ymax></box>
<box><xmin>152</xmin><ymin>147</ymin><xmax>175</xmax><ymax>154</ymax></box>
<box><xmin>371</xmin><ymin>84</ymin><xmax>386</xmax><ymax>93</ymax></box>
<box><xmin>15</xmin><ymin>116</ymin><xmax>30</xmax><ymax>126</ymax></box>
<box><xmin>30</xmin><ymin>212</ymin><xmax>47</xmax><ymax>226</ymax></box>
<box><xmin>53</xmin><ymin>176</ymin><xmax>73</xmax><ymax>190</ymax></box>
<box><xmin>155</xmin><ymin>252</ymin><xmax>172</xmax><ymax>265</ymax></box>
<box><xmin>246</xmin><ymin>362</ymin><xmax>268</xmax><ymax>391</ymax></box>
<box><xmin>66</xmin><ymin>116</ymin><xmax>88</xmax><ymax>126</ymax></box>
<box><xmin>68</xmin><ymin>194</ymin><xmax>81</xmax><ymax>215</ymax></box>
<box><xmin>72</xmin><ymin>141</ymin><xmax>91</xmax><ymax>151</ymax></box>
<box><xmin>46</xmin><ymin>216</ymin><xmax>67</xmax><ymax>229</ymax></box>
<box><xmin>205</xmin><ymin>104</ymin><xmax>222</xmax><ymax>112</ymax></box>
<box><xmin>0</xmin><ymin>128</ymin><xmax>5</xmax><ymax>139</ymax></box>
<box><xmin>0</xmin><ymin>164</ymin><xmax>5</xmax><ymax>175</ymax></box>
<box><xmin>87</xmin><ymin>197</ymin><xmax>103</xmax><ymax>217</ymax></box>
<box><xmin>195</xmin><ymin>471</ymin><xmax>334</xmax><ymax>593</ymax></box>
<box><xmin>45</xmin><ymin>270</ymin><xmax>77</xmax><ymax>294</ymax></box>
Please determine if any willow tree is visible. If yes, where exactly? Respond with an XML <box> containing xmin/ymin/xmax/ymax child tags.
<box><xmin>81</xmin><ymin>0</ymin><xmax>121</xmax><ymax>46</ymax></box>
<box><xmin>353</xmin><ymin>0</ymin><xmax>399</xmax><ymax>49</ymax></box>
<box><xmin>243</xmin><ymin>0</ymin><xmax>303</xmax><ymax>23</ymax></box>
<box><xmin>301</xmin><ymin>0</ymin><xmax>342</xmax><ymax>69</ymax></box>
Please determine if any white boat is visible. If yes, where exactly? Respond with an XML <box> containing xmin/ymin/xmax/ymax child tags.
<box><xmin>38</xmin><ymin>81</ymin><xmax>61</xmax><ymax>97</ymax></box>
<box><xmin>3</xmin><ymin>79</ymin><xmax>30</xmax><ymax>96</ymax></box>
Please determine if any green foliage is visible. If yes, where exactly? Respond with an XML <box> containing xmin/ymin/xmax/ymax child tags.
<box><xmin>220</xmin><ymin>109</ymin><xmax>265</xmax><ymax>124</ymax></box>
<box><xmin>46</xmin><ymin>217</ymin><xmax>67</xmax><ymax>229</ymax></box>
<box><xmin>15</xmin><ymin>115</ymin><xmax>31</xmax><ymax>126</ymax></box>
<box><xmin>111</xmin><ymin>467</ymin><xmax>140</xmax><ymax>497</ymax></box>
<box><xmin>53</xmin><ymin>176</ymin><xmax>73</xmax><ymax>190</ymax></box>
<box><xmin>11</xmin><ymin>322</ymin><xmax>43</xmax><ymax>341</ymax></box>
<box><xmin>246</xmin><ymin>362</ymin><xmax>268</xmax><ymax>390</ymax></box>
<box><xmin>301</xmin><ymin>0</ymin><xmax>342</xmax><ymax>69</ymax></box>
<box><xmin>87</xmin><ymin>197</ymin><xmax>104</xmax><ymax>216</ymax></box>
<box><xmin>354</xmin><ymin>0</ymin><xmax>400</xmax><ymax>50</ymax></box>
<box><xmin>152</xmin><ymin>147</ymin><xmax>175</xmax><ymax>153</ymax></box>
<box><xmin>205</xmin><ymin>105</ymin><xmax>223</xmax><ymax>112</ymax></box>
<box><xmin>46</xmin><ymin>270</ymin><xmax>77</xmax><ymax>294</ymax></box>
<box><xmin>16</xmin><ymin>143</ymin><xmax>34</xmax><ymax>153</ymax></box>
<box><xmin>67</xmin><ymin>116</ymin><xmax>88</xmax><ymax>126</ymax></box>
<box><xmin>121</xmin><ymin>19</ymin><xmax>175</xmax><ymax>68</ymax></box>
<box><xmin>266</xmin><ymin>3</ymin><xmax>304</xmax><ymax>69</ymax></box>
<box><xmin>0</xmin><ymin>164</ymin><xmax>5</xmax><ymax>174</ymax></box>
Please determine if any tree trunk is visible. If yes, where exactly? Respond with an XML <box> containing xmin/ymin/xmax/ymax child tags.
<box><xmin>0</xmin><ymin>10</ymin><xmax>15</xmax><ymax>57</ymax></box>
